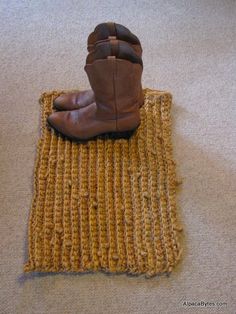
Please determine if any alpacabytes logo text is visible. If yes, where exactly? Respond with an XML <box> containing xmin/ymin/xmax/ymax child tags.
<box><xmin>182</xmin><ymin>300</ymin><xmax>227</xmax><ymax>308</ymax></box>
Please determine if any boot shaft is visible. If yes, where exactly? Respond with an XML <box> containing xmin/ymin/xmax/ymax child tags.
<box><xmin>84</xmin><ymin>58</ymin><xmax>143</xmax><ymax>121</ymax></box>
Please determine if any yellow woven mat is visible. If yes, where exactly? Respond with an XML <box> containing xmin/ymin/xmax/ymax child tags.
<box><xmin>24</xmin><ymin>88</ymin><xmax>183</xmax><ymax>277</ymax></box>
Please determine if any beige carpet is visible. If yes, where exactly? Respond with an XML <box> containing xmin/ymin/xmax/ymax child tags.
<box><xmin>0</xmin><ymin>1</ymin><xmax>235</xmax><ymax>313</ymax></box>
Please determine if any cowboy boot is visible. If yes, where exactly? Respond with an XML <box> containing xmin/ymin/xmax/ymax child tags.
<box><xmin>53</xmin><ymin>22</ymin><xmax>142</xmax><ymax>111</ymax></box>
<box><xmin>47</xmin><ymin>57</ymin><xmax>143</xmax><ymax>141</ymax></box>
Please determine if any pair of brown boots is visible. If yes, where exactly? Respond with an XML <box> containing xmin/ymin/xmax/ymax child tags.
<box><xmin>47</xmin><ymin>22</ymin><xmax>144</xmax><ymax>140</ymax></box>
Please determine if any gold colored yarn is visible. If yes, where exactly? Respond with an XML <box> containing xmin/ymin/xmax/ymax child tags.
<box><xmin>24</xmin><ymin>88</ymin><xmax>183</xmax><ymax>277</ymax></box>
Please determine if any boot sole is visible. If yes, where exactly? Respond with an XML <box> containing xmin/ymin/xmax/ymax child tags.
<box><xmin>47</xmin><ymin>119</ymin><xmax>139</xmax><ymax>143</ymax></box>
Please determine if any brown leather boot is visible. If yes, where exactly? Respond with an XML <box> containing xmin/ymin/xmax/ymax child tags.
<box><xmin>53</xmin><ymin>22</ymin><xmax>142</xmax><ymax>111</ymax></box>
<box><xmin>47</xmin><ymin>58</ymin><xmax>143</xmax><ymax>141</ymax></box>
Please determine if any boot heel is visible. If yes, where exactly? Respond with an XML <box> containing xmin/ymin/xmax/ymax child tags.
<box><xmin>110</xmin><ymin>129</ymin><xmax>136</xmax><ymax>139</ymax></box>
<box><xmin>97</xmin><ymin>128</ymin><xmax>137</xmax><ymax>140</ymax></box>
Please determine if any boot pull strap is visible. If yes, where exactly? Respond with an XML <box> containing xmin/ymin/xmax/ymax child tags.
<box><xmin>109</xmin><ymin>38</ymin><xmax>119</xmax><ymax>56</ymax></box>
<box><xmin>107</xmin><ymin>22</ymin><xmax>117</xmax><ymax>36</ymax></box>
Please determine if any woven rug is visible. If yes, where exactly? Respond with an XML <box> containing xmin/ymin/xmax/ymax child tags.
<box><xmin>24</xmin><ymin>88</ymin><xmax>183</xmax><ymax>277</ymax></box>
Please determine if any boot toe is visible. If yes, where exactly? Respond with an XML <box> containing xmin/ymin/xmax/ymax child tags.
<box><xmin>47</xmin><ymin>111</ymin><xmax>81</xmax><ymax>140</ymax></box>
<box><xmin>53</xmin><ymin>95</ymin><xmax>68</xmax><ymax>110</ymax></box>
<box><xmin>47</xmin><ymin>111</ymin><xmax>67</xmax><ymax>134</ymax></box>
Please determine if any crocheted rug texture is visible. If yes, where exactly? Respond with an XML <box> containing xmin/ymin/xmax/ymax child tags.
<box><xmin>24</xmin><ymin>88</ymin><xmax>183</xmax><ymax>277</ymax></box>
